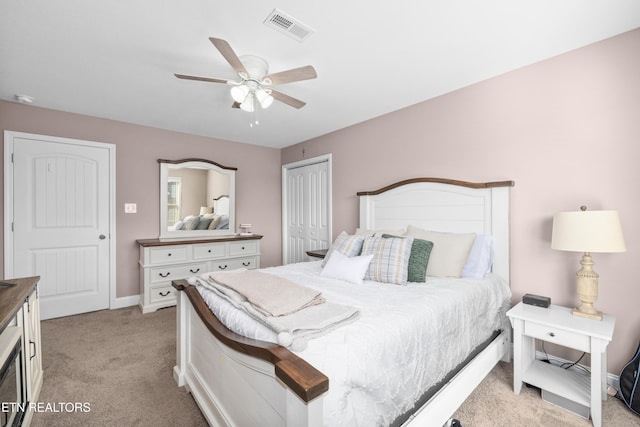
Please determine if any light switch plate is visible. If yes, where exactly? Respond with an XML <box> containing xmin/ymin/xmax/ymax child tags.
<box><xmin>124</xmin><ymin>203</ymin><xmax>137</xmax><ymax>213</ymax></box>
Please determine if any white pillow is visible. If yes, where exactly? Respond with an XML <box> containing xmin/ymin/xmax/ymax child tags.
<box><xmin>461</xmin><ymin>235</ymin><xmax>494</xmax><ymax>279</ymax></box>
<box><xmin>320</xmin><ymin>251</ymin><xmax>373</xmax><ymax>284</ymax></box>
<box><xmin>406</xmin><ymin>225</ymin><xmax>476</xmax><ymax>278</ymax></box>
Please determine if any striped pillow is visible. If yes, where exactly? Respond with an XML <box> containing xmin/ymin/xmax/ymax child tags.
<box><xmin>382</xmin><ymin>234</ymin><xmax>433</xmax><ymax>283</ymax></box>
<box><xmin>361</xmin><ymin>236</ymin><xmax>414</xmax><ymax>284</ymax></box>
<box><xmin>321</xmin><ymin>232</ymin><xmax>365</xmax><ymax>266</ymax></box>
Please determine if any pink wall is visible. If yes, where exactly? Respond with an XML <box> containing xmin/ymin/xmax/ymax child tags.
<box><xmin>282</xmin><ymin>29</ymin><xmax>640</xmax><ymax>373</ymax></box>
<box><xmin>0</xmin><ymin>103</ymin><xmax>283</xmax><ymax>298</ymax></box>
<box><xmin>1</xmin><ymin>28</ymin><xmax>637</xmax><ymax>375</ymax></box>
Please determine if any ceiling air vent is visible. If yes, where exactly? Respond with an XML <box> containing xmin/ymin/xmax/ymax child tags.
<box><xmin>263</xmin><ymin>9</ymin><xmax>315</xmax><ymax>42</ymax></box>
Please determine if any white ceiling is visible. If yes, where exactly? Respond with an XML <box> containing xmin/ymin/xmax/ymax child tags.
<box><xmin>1</xmin><ymin>1</ymin><xmax>639</xmax><ymax>149</ymax></box>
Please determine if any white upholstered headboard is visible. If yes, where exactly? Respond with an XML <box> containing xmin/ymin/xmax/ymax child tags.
<box><xmin>357</xmin><ymin>178</ymin><xmax>514</xmax><ymax>281</ymax></box>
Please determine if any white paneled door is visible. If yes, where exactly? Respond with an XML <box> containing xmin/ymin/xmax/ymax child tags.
<box><xmin>283</xmin><ymin>156</ymin><xmax>331</xmax><ymax>264</ymax></box>
<box><xmin>5</xmin><ymin>132</ymin><xmax>114</xmax><ymax>319</ymax></box>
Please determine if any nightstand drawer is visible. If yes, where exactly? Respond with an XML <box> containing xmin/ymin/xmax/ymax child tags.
<box><xmin>524</xmin><ymin>322</ymin><xmax>591</xmax><ymax>352</ymax></box>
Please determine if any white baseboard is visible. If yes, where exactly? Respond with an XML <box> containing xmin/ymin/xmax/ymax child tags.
<box><xmin>110</xmin><ymin>294</ymin><xmax>140</xmax><ymax>310</ymax></box>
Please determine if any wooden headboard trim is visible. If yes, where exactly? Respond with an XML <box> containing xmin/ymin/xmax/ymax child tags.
<box><xmin>356</xmin><ymin>177</ymin><xmax>514</xmax><ymax>196</ymax></box>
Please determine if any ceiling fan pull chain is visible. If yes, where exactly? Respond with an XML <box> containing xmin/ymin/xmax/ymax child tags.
<box><xmin>250</xmin><ymin>108</ymin><xmax>259</xmax><ymax>128</ymax></box>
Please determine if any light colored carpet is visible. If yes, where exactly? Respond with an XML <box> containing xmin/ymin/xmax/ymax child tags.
<box><xmin>453</xmin><ymin>360</ymin><xmax>640</xmax><ymax>426</ymax></box>
<box><xmin>31</xmin><ymin>306</ymin><xmax>207</xmax><ymax>427</ymax></box>
<box><xmin>31</xmin><ymin>305</ymin><xmax>640</xmax><ymax>426</ymax></box>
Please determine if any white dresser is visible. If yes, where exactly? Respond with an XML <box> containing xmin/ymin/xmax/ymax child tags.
<box><xmin>137</xmin><ymin>235</ymin><xmax>262</xmax><ymax>313</ymax></box>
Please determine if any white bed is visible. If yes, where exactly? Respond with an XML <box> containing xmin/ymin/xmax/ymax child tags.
<box><xmin>172</xmin><ymin>177</ymin><xmax>515</xmax><ymax>427</ymax></box>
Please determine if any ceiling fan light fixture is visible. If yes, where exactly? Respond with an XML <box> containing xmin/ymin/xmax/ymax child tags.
<box><xmin>230</xmin><ymin>84</ymin><xmax>250</xmax><ymax>103</ymax></box>
<box><xmin>255</xmin><ymin>88</ymin><xmax>274</xmax><ymax>109</ymax></box>
<box><xmin>176</xmin><ymin>38</ymin><xmax>317</xmax><ymax>112</ymax></box>
<box><xmin>240</xmin><ymin>93</ymin><xmax>255</xmax><ymax>112</ymax></box>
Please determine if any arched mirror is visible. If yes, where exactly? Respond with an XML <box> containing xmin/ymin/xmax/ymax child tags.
<box><xmin>159</xmin><ymin>158</ymin><xmax>236</xmax><ymax>241</ymax></box>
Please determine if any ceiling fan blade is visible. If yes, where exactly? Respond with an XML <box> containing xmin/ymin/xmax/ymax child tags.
<box><xmin>209</xmin><ymin>37</ymin><xmax>249</xmax><ymax>76</ymax></box>
<box><xmin>270</xmin><ymin>89</ymin><xmax>307</xmax><ymax>109</ymax></box>
<box><xmin>174</xmin><ymin>73</ymin><xmax>230</xmax><ymax>84</ymax></box>
<box><xmin>264</xmin><ymin>65</ymin><xmax>317</xmax><ymax>85</ymax></box>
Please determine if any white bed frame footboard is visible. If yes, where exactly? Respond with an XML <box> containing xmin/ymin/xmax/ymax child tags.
<box><xmin>173</xmin><ymin>177</ymin><xmax>514</xmax><ymax>427</ymax></box>
<box><xmin>173</xmin><ymin>283</ymin><xmax>327</xmax><ymax>427</ymax></box>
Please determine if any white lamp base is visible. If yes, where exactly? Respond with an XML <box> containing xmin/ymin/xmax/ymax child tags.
<box><xmin>573</xmin><ymin>252</ymin><xmax>603</xmax><ymax>321</ymax></box>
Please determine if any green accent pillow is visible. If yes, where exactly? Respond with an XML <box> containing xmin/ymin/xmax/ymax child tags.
<box><xmin>382</xmin><ymin>234</ymin><xmax>433</xmax><ymax>283</ymax></box>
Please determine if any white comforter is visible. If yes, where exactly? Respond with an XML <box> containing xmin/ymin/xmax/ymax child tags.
<box><xmin>197</xmin><ymin>261</ymin><xmax>511</xmax><ymax>427</ymax></box>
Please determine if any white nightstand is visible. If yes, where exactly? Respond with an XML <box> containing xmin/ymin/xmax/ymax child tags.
<box><xmin>507</xmin><ymin>302</ymin><xmax>615</xmax><ymax>427</ymax></box>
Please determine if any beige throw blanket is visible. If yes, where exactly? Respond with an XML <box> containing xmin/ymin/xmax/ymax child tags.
<box><xmin>194</xmin><ymin>269</ymin><xmax>359</xmax><ymax>351</ymax></box>
<box><xmin>209</xmin><ymin>269</ymin><xmax>325</xmax><ymax>317</ymax></box>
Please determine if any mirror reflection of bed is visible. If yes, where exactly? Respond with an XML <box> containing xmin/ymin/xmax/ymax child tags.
<box><xmin>159</xmin><ymin>158</ymin><xmax>236</xmax><ymax>241</ymax></box>
<box><xmin>172</xmin><ymin>177</ymin><xmax>515</xmax><ymax>427</ymax></box>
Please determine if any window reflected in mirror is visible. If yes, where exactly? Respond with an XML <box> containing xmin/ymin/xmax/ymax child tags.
<box><xmin>167</xmin><ymin>177</ymin><xmax>182</xmax><ymax>228</ymax></box>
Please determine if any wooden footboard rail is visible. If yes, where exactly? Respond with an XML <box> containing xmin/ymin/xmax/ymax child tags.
<box><xmin>172</xmin><ymin>279</ymin><xmax>329</xmax><ymax>402</ymax></box>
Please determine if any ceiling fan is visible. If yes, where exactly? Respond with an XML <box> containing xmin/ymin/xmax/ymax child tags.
<box><xmin>175</xmin><ymin>37</ymin><xmax>317</xmax><ymax>112</ymax></box>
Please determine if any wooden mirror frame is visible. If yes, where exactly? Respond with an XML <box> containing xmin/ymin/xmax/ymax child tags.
<box><xmin>159</xmin><ymin>158</ymin><xmax>237</xmax><ymax>241</ymax></box>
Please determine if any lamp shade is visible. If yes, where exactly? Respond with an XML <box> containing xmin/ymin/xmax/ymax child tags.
<box><xmin>255</xmin><ymin>88</ymin><xmax>273</xmax><ymax>109</ymax></box>
<box><xmin>240</xmin><ymin>93</ymin><xmax>255</xmax><ymax>112</ymax></box>
<box><xmin>551</xmin><ymin>209</ymin><xmax>626</xmax><ymax>253</ymax></box>
<box><xmin>230</xmin><ymin>84</ymin><xmax>250</xmax><ymax>103</ymax></box>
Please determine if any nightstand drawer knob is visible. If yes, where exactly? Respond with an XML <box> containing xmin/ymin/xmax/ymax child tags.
<box><xmin>548</xmin><ymin>332</ymin><xmax>555</xmax><ymax>337</ymax></box>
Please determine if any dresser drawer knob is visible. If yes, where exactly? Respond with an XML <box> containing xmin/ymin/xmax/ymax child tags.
<box><xmin>190</xmin><ymin>268</ymin><xmax>200</xmax><ymax>274</ymax></box>
<box><xmin>218</xmin><ymin>265</ymin><xmax>228</xmax><ymax>270</ymax></box>
<box><xmin>242</xmin><ymin>246</ymin><xmax>245</xmax><ymax>250</ymax></box>
<box><xmin>159</xmin><ymin>272</ymin><xmax>170</xmax><ymax>278</ymax></box>
<box><xmin>159</xmin><ymin>291</ymin><xmax>171</xmax><ymax>297</ymax></box>
<box><xmin>208</xmin><ymin>249</ymin><xmax>212</xmax><ymax>253</ymax></box>
<box><xmin>548</xmin><ymin>332</ymin><xmax>555</xmax><ymax>337</ymax></box>
<box><xmin>242</xmin><ymin>261</ymin><xmax>251</xmax><ymax>267</ymax></box>
<box><xmin>168</xmin><ymin>253</ymin><xmax>172</xmax><ymax>256</ymax></box>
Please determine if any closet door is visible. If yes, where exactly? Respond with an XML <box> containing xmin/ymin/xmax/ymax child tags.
<box><xmin>283</xmin><ymin>157</ymin><xmax>331</xmax><ymax>264</ymax></box>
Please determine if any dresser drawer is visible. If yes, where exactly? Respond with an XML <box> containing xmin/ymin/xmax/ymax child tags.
<box><xmin>148</xmin><ymin>246</ymin><xmax>189</xmax><ymax>265</ymax></box>
<box><xmin>211</xmin><ymin>257</ymin><xmax>258</xmax><ymax>272</ymax></box>
<box><xmin>524</xmin><ymin>322</ymin><xmax>591</xmax><ymax>352</ymax></box>
<box><xmin>149</xmin><ymin>284</ymin><xmax>177</xmax><ymax>304</ymax></box>
<box><xmin>149</xmin><ymin>262</ymin><xmax>207</xmax><ymax>283</ymax></box>
<box><xmin>229</xmin><ymin>241</ymin><xmax>258</xmax><ymax>257</ymax></box>
<box><xmin>193</xmin><ymin>243</ymin><xmax>227</xmax><ymax>260</ymax></box>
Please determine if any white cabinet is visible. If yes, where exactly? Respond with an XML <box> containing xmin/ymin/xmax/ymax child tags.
<box><xmin>23</xmin><ymin>288</ymin><xmax>43</xmax><ymax>408</ymax></box>
<box><xmin>507</xmin><ymin>303</ymin><xmax>615</xmax><ymax>427</ymax></box>
<box><xmin>0</xmin><ymin>276</ymin><xmax>42</xmax><ymax>427</ymax></box>
<box><xmin>138</xmin><ymin>236</ymin><xmax>262</xmax><ymax>313</ymax></box>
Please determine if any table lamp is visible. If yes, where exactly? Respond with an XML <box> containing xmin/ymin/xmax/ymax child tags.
<box><xmin>551</xmin><ymin>206</ymin><xmax>626</xmax><ymax>320</ymax></box>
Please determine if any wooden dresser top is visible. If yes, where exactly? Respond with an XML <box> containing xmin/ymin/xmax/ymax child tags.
<box><xmin>137</xmin><ymin>234</ymin><xmax>263</xmax><ymax>247</ymax></box>
<box><xmin>0</xmin><ymin>276</ymin><xmax>39</xmax><ymax>333</ymax></box>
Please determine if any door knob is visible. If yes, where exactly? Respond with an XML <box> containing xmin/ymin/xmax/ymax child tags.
<box><xmin>99</xmin><ymin>234</ymin><xmax>106</xmax><ymax>240</ymax></box>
